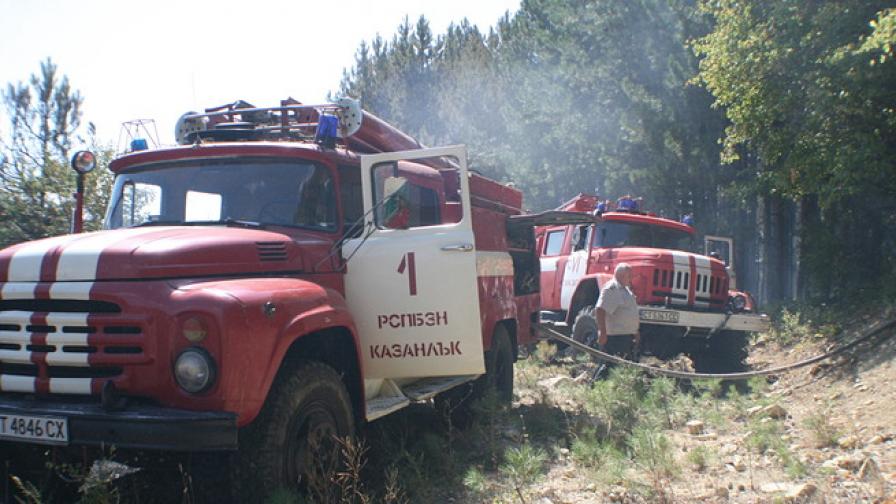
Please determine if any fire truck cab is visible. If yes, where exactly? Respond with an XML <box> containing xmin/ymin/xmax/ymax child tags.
<box><xmin>537</xmin><ymin>194</ymin><xmax>769</xmax><ymax>372</ymax></box>
<box><xmin>0</xmin><ymin>99</ymin><xmax>548</xmax><ymax>494</ymax></box>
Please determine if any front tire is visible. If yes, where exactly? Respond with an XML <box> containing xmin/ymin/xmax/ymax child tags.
<box><xmin>571</xmin><ymin>307</ymin><xmax>599</xmax><ymax>353</ymax></box>
<box><xmin>238</xmin><ymin>360</ymin><xmax>355</xmax><ymax>498</ymax></box>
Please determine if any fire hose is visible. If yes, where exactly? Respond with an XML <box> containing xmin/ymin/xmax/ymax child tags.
<box><xmin>536</xmin><ymin>317</ymin><xmax>896</xmax><ymax>381</ymax></box>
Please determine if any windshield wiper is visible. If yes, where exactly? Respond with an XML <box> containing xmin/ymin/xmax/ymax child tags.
<box><xmin>220</xmin><ymin>218</ymin><xmax>265</xmax><ymax>229</ymax></box>
<box><xmin>132</xmin><ymin>220</ymin><xmax>185</xmax><ymax>227</ymax></box>
<box><xmin>132</xmin><ymin>219</ymin><xmax>265</xmax><ymax>229</ymax></box>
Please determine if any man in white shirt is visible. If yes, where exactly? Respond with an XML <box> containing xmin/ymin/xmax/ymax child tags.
<box><xmin>595</xmin><ymin>263</ymin><xmax>640</xmax><ymax>357</ymax></box>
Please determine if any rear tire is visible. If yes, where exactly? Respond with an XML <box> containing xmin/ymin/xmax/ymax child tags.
<box><xmin>237</xmin><ymin>360</ymin><xmax>354</xmax><ymax>499</ymax></box>
<box><xmin>435</xmin><ymin>325</ymin><xmax>514</xmax><ymax>426</ymax></box>
<box><xmin>487</xmin><ymin>325</ymin><xmax>514</xmax><ymax>404</ymax></box>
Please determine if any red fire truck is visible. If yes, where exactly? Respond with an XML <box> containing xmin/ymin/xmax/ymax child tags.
<box><xmin>537</xmin><ymin>194</ymin><xmax>769</xmax><ymax>372</ymax></box>
<box><xmin>0</xmin><ymin>98</ymin><xmax>570</xmax><ymax>493</ymax></box>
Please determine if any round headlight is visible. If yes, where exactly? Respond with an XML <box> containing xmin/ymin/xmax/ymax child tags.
<box><xmin>730</xmin><ymin>294</ymin><xmax>747</xmax><ymax>312</ymax></box>
<box><xmin>174</xmin><ymin>348</ymin><xmax>215</xmax><ymax>393</ymax></box>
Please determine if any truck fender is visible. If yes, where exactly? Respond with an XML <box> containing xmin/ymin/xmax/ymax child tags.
<box><xmin>201</xmin><ymin>277</ymin><xmax>362</xmax><ymax>427</ymax></box>
<box><xmin>565</xmin><ymin>273</ymin><xmax>613</xmax><ymax>325</ymax></box>
<box><xmin>256</xmin><ymin>295</ymin><xmax>363</xmax><ymax>423</ymax></box>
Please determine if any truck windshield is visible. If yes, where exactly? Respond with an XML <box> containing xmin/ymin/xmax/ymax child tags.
<box><xmin>594</xmin><ymin>221</ymin><xmax>693</xmax><ymax>251</ymax></box>
<box><xmin>104</xmin><ymin>158</ymin><xmax>336</xmax><ymax>231</ymax></box>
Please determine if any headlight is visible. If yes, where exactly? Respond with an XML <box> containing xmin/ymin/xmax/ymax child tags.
<box><xmin>730</xmin><ymin>294</ymin><xmax>747</xmax><ymax>312</ymax></box>
<box><xmin>174</xmin><ymin>348</ymin><xmax>216</xmax><ymax>393</ymax></box>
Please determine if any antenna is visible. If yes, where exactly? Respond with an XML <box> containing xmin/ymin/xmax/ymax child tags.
<box><xmin>117</xmin><ymin>119</ymin><xmax>161</xmax><ymax>154</ymax></box>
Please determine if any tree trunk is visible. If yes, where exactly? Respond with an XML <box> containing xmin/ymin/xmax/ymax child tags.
<box><xmin>756</xmin><ymin>194</ymin><xmax>769</xmax><ymax>306</ymax></box>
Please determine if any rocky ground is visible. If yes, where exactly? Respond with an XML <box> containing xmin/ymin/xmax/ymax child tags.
<box><xmin>491</xmin><ymin>308</ymin><xmax>896</xmax><ymax>504</ymax></box>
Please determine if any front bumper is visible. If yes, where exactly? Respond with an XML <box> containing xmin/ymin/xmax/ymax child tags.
<box><xmin>0</xmin><ymin>396</ymin><xmax>237</xmax><ymax>451</ymax></box>
<box><xmin>638</xmin><ymin>307</ymin><xmax>770</xmax><ymax>333</ymax></box>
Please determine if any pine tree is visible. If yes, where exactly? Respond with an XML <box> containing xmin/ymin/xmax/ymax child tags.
<box><xmin>0</xmin><ymin>58</ymin><xmax>112</xmax><ymax>247</ymax></box>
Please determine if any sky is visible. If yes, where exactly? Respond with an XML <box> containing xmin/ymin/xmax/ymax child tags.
<box><xmin>0</xmin><ymin>0</ymin><xmax>519</xmax><ymax>148</ymax></box>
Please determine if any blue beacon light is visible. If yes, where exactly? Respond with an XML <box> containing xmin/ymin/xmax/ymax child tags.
<box><xmin>130</xmin><ymin>138</ymin><xmax>148</xmax><ymax>151</ymax></box>
<box><xmin>617</xmin><ymin>196</ymin><xmax>638</xmax><ymax>212</ymax></box>
<box><xmin>315</xmin><ymin>114</ymin><xmax>340</xmax><ymax>148</ymax></box>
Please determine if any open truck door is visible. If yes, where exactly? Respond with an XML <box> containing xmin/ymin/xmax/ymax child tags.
<box><xmin>509</xmin><ymin>212</ymin><xmax>598</xmax><ymax>312</ymax></box>
<box><xmin>344</xmin><ymin>146</ymin><xmax>484</xmax><ymax>380</ymax></box>
<box><xmin>705</xmin><ymin>235</ymin><xmax>737</xmax><ymax>290</ymax></box>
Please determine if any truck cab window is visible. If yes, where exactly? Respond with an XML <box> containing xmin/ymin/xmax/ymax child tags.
<box><xmin>338</xmin><ymin>165</ymin><xmax>363</xmax><ymax>237</ymax></box>
<box><xmin>120</xmin><ymin>182</ymin><xmax>162</xmax><ymax>227</ymax></box>
<box><xmin>293</xmin><ymin>165</ymin><xmax>336</xmax><ymax>229</ymax></box>
<box><xmin>572</xmin><ymin>225</ymin><xmax>590</xmax><ymax>251</ymax></box>
<box><xmin>185</xmin><ymin>191</ymin><xmax>222</xmax><ymax>222</ymax></box>
<box><xmin>594</xmin><ymin>221</ymin><xmax>693</xmax><ymax>251</ymax></box>
<box><xmin>105</xmin><ymin>159</ymin><xmax>338</xmax><ymax>231</ymax></box>
<box><xmin>372</xmin><ymin>164</ymin><xmax>441</xmax><ymax>229</ymax></box>
<box><xmin>543</xmin><ymin>230</ymin><xmax>566</xmax><ymax>256</ymax></box>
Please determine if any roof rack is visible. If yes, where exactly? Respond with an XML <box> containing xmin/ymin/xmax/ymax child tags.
<box><xmin>174</xmin><ymin>97</ymin><xmax>362</xmax><ymax>145</ymax></box>
<box><xmin>171</xmin><ymin>96</ymin><xmax>461</xmax><ymax>173</ymax></box>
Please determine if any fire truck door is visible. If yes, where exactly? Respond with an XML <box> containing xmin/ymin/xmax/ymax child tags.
<box><xmin>559</xmin><ymin>224</ymin><xmax>591</xmax><ymax>310</ymax></box>
<box><xmin>704</xmin><ymin>235</ymin><xmax>737</xmax><ymax>290</ymax></box>
<box><xmin>344</xmin><ymin>145</ymin><xmax>485</xmax><ymax>379</ymax></box>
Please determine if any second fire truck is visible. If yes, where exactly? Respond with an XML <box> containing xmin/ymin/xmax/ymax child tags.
<box><xmin>537</xmin><ymin>194</ymin><xmax>769</xmax><ymax>372</ymax></box>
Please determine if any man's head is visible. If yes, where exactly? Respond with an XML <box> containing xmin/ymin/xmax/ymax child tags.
<box><xmin>614</xmin><ymin>263</ymin><xmax>633</xmax><ymax>287</ymax></box>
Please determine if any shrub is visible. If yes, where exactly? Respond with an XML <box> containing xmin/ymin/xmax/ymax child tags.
<box><xmin>500</xmin><ymin>444</ymin><xmax>547</xmax><ymax>503</ymax></box>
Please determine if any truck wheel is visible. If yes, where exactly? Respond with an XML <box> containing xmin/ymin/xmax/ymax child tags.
<box><xmin>435</xmin><ymin>325</ymin><xmax>514</xmax><ymax>427</ymax></box>
<box><xmin>487</xmin><ymin>325</ymin><xmax>514</xmax><ymax>404</ymax></box>
<box><xmin>692</xmin><ymin>330</ymin><xmax>749</xmax><ymax>373</ymax></box>
<box><xmin>238</xmin><ymin>360</ymin><xmax>354</xmax><ymax>498</ymax></box>
<box><xmin>571</xmin><ymin>307</ymin><xmax>599</xmax><ymax>353</ymax></box>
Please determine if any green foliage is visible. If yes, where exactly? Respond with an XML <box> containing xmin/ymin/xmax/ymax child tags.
<box><xmin>685</xmin><ymin>445</ymin><xmax>715</xmax><ymax>472</ymax></box>
<box><xmin>570</xmin><ymin>426</ymin><xmax>628</xmax><ymax>484</ymax></box>
<box><xmin>499</xmin><ymin>443</ymin><xmax>547</xmax><ymax>503</ymax></box>
<box><xmin>462</xmin><ymin>466</ymin><xmax>489</xmax><ymax>495</ymax></box>
<box><xmin>0</xmin><ymin>58</ymin><xmax>113</xmax><ymax>248</ymax></box>
<box><xmin>583</xmin><ymin>367</ymin><xmax>649</xmax><ymax>443</ymax></box>
<box><xmin>532</xmin><ymin>340</ymin><xmax>557</xmax><ymax>364</ymax></box>
<box><xmin>629</xmin><ymin>425</ymin><xmax>679</xmax><ymax>481</ymax></box>
<box><xmin>693</xmin><ymin>1</ymin><xmax>896</xmax><ymax>298</ymax></box>
<box><xmin>769</xmin><ymin>308</ymin><xmax>813</xmax><ymax>345</ymax></box>
<box><xmin>802</xmin><ymin>411</ymin><xmax>841</xmax><ymax>449</ymax></box>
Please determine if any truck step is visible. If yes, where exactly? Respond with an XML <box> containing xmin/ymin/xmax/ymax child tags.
<box><xmin>402</xmin><ymin>375</ymin><xmax>477</xmax><ymax>401</ymax></box>
<box><xmin>365</xmin><ymin>395</ymin><xmax>410</xmax><ymax>421</ymax></box>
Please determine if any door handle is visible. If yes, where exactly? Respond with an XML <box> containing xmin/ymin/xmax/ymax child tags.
<box><xmin>441</xmin><ymin>243</ymin><xmax>474</xmax><ymax>252</ymax></box>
